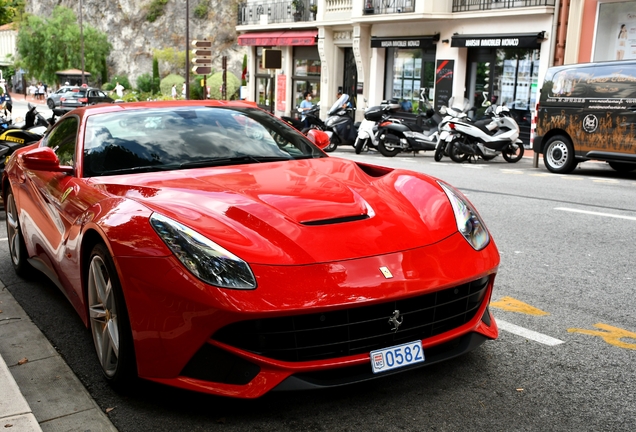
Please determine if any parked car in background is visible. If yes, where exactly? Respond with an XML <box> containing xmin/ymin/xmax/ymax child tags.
<box><xmin>46</xmin><ymin>86</ymin><xmax>80</xmax><ymax>109</ymax></box>
<box><xmin>60</xmin><ymin>88</ymin><xmax>113</xmax><ymax>109</ymax></box>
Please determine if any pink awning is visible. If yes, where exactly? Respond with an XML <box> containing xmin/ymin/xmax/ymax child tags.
<box><xmin>238</xmin><ymin>30</ymin><xmax>318</xmax><ymax>46</ymax></box>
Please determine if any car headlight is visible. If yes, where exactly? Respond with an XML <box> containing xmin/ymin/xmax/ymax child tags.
<box><xmin>438</xmin><ymin>182</ymin><xmax>490</xmax><ymax>251</ymax></box>
<box><xmin>149</xmin><ymin>213</ymin><xmax>257</xmax><ymax>289</ymax></box>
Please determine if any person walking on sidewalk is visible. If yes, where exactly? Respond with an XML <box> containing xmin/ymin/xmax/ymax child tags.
<box><xmin>114</xmin><ymin>81</ymin><xmax>125</xmax><ymax>99</ymax></box>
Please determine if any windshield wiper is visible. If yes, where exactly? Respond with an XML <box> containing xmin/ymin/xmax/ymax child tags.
<box><xmin>99</xmin><ymin>165</ymin><xmax>173</xmax><ymax>175</ymax></box>
<box><xmin>179</xmin><ymin>155</ymin><xmax>291</xmax><ymax>169</ymax></box>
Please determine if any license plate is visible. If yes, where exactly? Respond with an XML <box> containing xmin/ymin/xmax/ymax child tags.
<box><xmin>370</xmin><ymin>340</ymin><xmax>425</xmax><ymax>373</ymax></box>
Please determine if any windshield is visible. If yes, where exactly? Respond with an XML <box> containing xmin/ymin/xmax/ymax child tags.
<box><xmin>82</xmin><ymin>106</ymin><xmax>326</xmax><ymax>177</ymax></box>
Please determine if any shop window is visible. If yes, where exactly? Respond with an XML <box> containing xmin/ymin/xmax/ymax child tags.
<box><xmin>385</xmin><ymin>48</ymin><xmax>435</xmax><ymax>112</ymax></box>
<box><xmin>292</xmin><ymin>47</ymin><xmax>321</xmax><ymax>114</ymax></box>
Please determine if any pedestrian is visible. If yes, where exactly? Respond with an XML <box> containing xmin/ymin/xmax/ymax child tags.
<box><xmin>299</xmin><ymin>91</ymin><xmax>313</xmax><ymax>128</ymax></box>
<box><xmin>114</xmin><ymin>81</ymin><xmax>124</xmax><ymax>99</ymax></box>
<box><xmin>38</xmin><ymin>82</ymin><xmax>45</xmax><ymax>100</ymax></box>
<box><xmin>171</xmin><ymin>84</ymin><xmax>177</xmax><ymax>99</ymax></box>
<box><xmin>182</xmin><ymin>83</ymin><xmax>186</xmax><ymax>100</ymax></box>
<box><xmin>28</xmin><ymin>84</ymin><xmax>36</xmax><ymax>100</ymax></box>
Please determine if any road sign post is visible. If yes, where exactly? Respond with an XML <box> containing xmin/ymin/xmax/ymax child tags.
<box><xmin>191</xmin><ymin>39</ymin><xmax>212</xmax><ymax>99</ymax></box>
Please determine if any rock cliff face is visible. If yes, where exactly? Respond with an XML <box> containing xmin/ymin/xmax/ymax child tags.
<box><xmin>26</xmin><ymin>0</ymin><xmax>246</xmax><ymax>86</ymax></box>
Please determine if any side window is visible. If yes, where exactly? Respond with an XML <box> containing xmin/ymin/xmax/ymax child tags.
<box><xmin>589</xmin><ymin>65</ymin><xmax>636</xmax><ymax>99</ymax></box>
<box><xmin>98</xmin><ymin>91</ymin><xmax>107</xmax><ymax>98</ymax></box>
<box><xmin>44</xmin><ymin>117</ymin><xmax>78</xmax><ymax>167</ymax></box>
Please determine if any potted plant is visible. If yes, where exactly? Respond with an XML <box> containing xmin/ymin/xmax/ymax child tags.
<box><xmin>292</xmin><ymin>0</ymin><xmax>304</xmax><ymax>21</ymax></box>
<box><xmin>364</xmin><ymin>0</ymin><xmax>374</xmax><ymax>15</ymax></box>
<box><xmin>309</xmin><ymin>3</ymin><xmax>317</xmax><ymax>20</ymax></box>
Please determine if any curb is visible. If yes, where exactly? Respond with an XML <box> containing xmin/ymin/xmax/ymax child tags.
<box><xmin>0</xmin><ymin>284</ymin><xmax>118</xmax><ymax>432</ymax></box>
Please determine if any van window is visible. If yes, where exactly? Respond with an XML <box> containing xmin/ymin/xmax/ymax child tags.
<box><xmin>547</xmin><ymin>68</ymin><xmax>593</xmax><ymax>99</ymax></box>
<box><xmin>588</xmin><ymin>65</ymin><xmax>636</xmax><ymax>99</ymax></box>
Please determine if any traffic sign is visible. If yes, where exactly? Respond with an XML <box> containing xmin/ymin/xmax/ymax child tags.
<box><xmin>192</xmin><ymin>57</ymin><xmax>211</xmax><ymax>65</ymax></box>
<box><xmin>192</xmin><ymin>66</ymin><xmax>212</xmax><ymax>75</ymax></box>
<box><xmin>192</xmin><ymin>39</ymin><xmax>212</xmax><ymax>48</ymax></box>
<box><xmin>192</xmin><ymin>49</ymin><xmax>212</xmax><ymax>57</ymax></box>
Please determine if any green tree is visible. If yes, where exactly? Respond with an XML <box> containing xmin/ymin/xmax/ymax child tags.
<box><xmin>154</xmin><ymin>47</ymin><xmax>186</xmax><ymax>76</ymax></box>
<box><xmin>0</xmin><ymin>0</ymin><xmax>18</xmax><ymax>26</ymax></box>
<box><xmin>152</xmin><ymin>56</ymin><xmax>160</xmax><ymax>94</ymax></box>
<box><xmin>16</xmin><ymin>6</ymin><xmax>111</xmax><ymax>85</ymax></box>
<box><xmin>136</xmin><ymin>73</ymin><xmax>153</xmax><ymax>93</ymax></box>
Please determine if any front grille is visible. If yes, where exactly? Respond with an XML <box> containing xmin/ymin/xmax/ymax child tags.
<box><xmin>214</xmin><ymin>276</ymin><xmax>490</xmax><ymax>362</ymax></box>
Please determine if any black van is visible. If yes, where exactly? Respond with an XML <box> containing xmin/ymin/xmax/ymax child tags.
<box><xmin>533</xmin><ymin>60</ymin><xmax>636</xmax><ymax>173</ymax></box>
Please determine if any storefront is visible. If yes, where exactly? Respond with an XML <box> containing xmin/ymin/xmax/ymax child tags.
<box><xmin>371</xmin><ymin>36</ymin><xmax>439</xmax><ymax>112</ymax></box>
<box><xmin>452</xmin><ymin>33</ymin><xmax>545</xmax><ymax>116</ymax></box>
<box><xmin>238</xmin><ymin>30</ymin><xmax>319</xmax><ymax>113</ymax></box>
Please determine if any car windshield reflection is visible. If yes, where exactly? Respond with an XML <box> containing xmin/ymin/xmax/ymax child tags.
<box><xmin>82</xmin><ymin>106</ymin><xmax>325</xmax><ymax>177</ymax></box>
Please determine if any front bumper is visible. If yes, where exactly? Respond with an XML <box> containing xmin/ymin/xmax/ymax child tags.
<box><xmin>115</xmin><ymin>232</ymin><xmax>499</xmax><ymax>398</ymax></box>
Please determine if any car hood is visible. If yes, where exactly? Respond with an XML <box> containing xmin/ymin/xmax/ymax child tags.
<box><xmin>96</xmin><ymin>158</ymin><xmax>458</xmax><ymax>265</ymax></box>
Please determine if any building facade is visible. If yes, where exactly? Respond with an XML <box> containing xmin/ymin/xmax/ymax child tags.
<box><xmin>236</xmin><ymin>0</ymin><xmax>559</xmax><ymax>120</ymax></box>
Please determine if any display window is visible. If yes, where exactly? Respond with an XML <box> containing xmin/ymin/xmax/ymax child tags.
<box><xmin>292</xmin><ymin>47</ymin><xmax>321</xmax><ymax>113</ymax></box>
<box><xmin>255</xmin><ymin>47</ymin><xmax>275</xmax><ymax>110</ymax></box>
<box><xmin>385</xmin><ymin>48</ymin><xmax>435</xmax><ymax>112</ymax></box>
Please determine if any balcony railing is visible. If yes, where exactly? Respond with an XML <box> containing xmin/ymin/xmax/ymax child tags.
<box><xmin>362</xmin><ymin>0</ymin><xmax>415</xmax><ymax>15</ymax></box>
<box><xmin>237</xmin><ymin>0</ymin><xmax>317</xmax><ymax>25</ymax></box>
<box><xmin>452</xmin><ymin>0</ymin><xmax>556</xmax><ymax>12</ymax></box>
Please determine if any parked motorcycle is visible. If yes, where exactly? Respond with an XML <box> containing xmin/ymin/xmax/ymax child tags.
<box><xmin>434</xmin><ymin>98</ymin><xmax>472</xmax><ymax>162</ymax></box>
<box><xmin>354</xmin><ymin>100</ymin><xmax>401</xmax><ymax>154</ymax></box>
<box><xmin>281</xmin><ymin>103</ymin><xmax>325</xmax><ymax>133</ymax></box>
<box><xmin>447</xmin><ymin>104</ymin><xmax>524</xmax><ymax>163</ymax></box>
<box><xmin>375</xmin><ymin>105</ymin><xmax>441</xmax><ymax>157</ymax></box>
<box><xmin>0</xmin><ymin>104</ymin><xmax>62</xmax><ymax>172</ymax></box>
<box><xmin>323</xmin><ymin>94</ymin><xmax>356</xmax><ymax>153</ymax></box>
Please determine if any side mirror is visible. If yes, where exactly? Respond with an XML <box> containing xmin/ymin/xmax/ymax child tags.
<box><xmin>21</xmin><ymin>147</ymin><xmax>73</xmax><ymax>174</ymax></box>
<box><xmin>306</xmin><ymin>129</ymin><xmax>331</xmax><ymax>150</ymax></box>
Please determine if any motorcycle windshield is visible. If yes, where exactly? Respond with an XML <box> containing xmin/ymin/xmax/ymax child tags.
<box><xmin>328</xmin><ymin>94</ymin><xmax>349</xmax><ymax>115</ymax></box>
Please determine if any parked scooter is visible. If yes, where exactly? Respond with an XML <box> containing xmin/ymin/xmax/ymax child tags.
<box><xmin>447</xmin><ymin>104</ymin><xmax>524</xmax><ymax>163</ymax></box>
<box><xmin>375</xmin><ymin>105</ymin><xmax>441</xmax><ymax>157</ymax></box>
<box><xmin>0</xmin><ymin>104</ymin><xmax>62</xmax><ymax>171</ymax></box>
<box><xmin>354</xmin><ymin>100</ymin><xmax>401</xmax><ymax>154</ymax></box>
<box><xmin>323</xmin><ymin>94</ymin><xmax>356</xmax><ymax>152</ymax></box>
<box><xmin>281</xmin><ymin>103</ymin><xmax>325</xmax><ymax>133</ymax></box>
<box><xmin>434</xmin><ymin>97</ymin><xmax>472</xmax><ymax>162</ymax></box>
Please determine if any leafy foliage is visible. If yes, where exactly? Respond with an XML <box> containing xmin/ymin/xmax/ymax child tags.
<box><xmin>208</xmin><ymin>71</ymin><xmax>240</xmax><ymax>100</ymax></box>
<box><xmin>0</xmin><ymin>0</ymin><xmax>18</xmax><ymax>26</ymax></box>
<box><xmin>136</xmin><ymin>73</ymin><xmax>154</xmax><ymax>93</ymax></box>
<box><xmin>160</xmin><ymin>73</ymin><xmax>185</xmax><ymax>97</ymax></box>
<box><xmin>16</xmin><ymin>6</ymin><xmax>111</xmax><ymax>85</ymax></box>
<box><xmin>154</xmin><ymin>47</ymin><xmax>186</xmax><ymax>76</ymax></box>
<box><xmin>146</xmin><ymin>0</ymin><xmax>169</xmax><ymax>23</ymax></box>
<box><xmin>194</xmin><ymin>1</ymin><xmax>209</xmax><ymax>19</ymax></box>
<box><xmin>110</xmin><ymin>75</ymin><xmax>131</xmax><ymax>90</ymax></box>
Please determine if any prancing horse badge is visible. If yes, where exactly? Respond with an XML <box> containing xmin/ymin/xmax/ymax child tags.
<box><xmin>379</xmin><ymin>266</ymin><xmax>393</xmax><ymax>279</ymax></box>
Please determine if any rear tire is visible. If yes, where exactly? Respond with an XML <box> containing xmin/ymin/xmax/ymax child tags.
<box><xmin>377</xmin><ymin>135</ymin><xmax>400</xmax><ymax>157</ymax></box>
<box><xmin>324</xmin><ymin>134</ymin><xmax>338</xmax><ymax>152</ymax></box>
<box><xmin>448</xmin><ymin>139</ymin><xmax>470</xmax><ymax>163</ymax></box>
<box><xmin>5</xmin><ymin>190</ymin><xmax>32</xmax><ymax>277</ymax></box>
<box><xmin>608</xmin><ymin>162</ymin><xmax>636</xmax><ymax>173</ymax></box>
<box><xmin>502</xmin><ymin>142</ymin><xmax>525</xmax><ymax>163</ymax></box>
<box><xmin>87</xmin><ymin>243</ymin><xmax>136</xmax><ymax>390</ymax></box>
<box><xmin>543</xmin><ymin>135</ymin><xmax>576</xmax><ymax>173</ymax></box>
<box><xmin>354</xmin><ymin>137</ymin><xmax>369</xmax><ymax>154</ymax></box>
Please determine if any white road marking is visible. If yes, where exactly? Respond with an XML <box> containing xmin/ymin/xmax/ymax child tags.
<box><xmin>555</xmin><ymin>207</ymin><xmax>636</xmax><ymax>221</ymax></box>
<box><xmin>497</xmin><ymin>319</ymin><xmax>564</xmax><ymax>346</ymax></box>
<box><xmin>0</xmin><ymin>237</ymin><xmax>6</xmax><ymax>241</ymax></box>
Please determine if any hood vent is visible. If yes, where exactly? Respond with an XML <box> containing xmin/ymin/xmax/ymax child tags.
<box><xmin>300</xmin><ymin>214</ymin><xmax>370</xmax><ymax>226</ymax></box>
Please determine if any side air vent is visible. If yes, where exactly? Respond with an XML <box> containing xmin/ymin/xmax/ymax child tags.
<box><xmin>301</xmin><ymin>214</ymin><xmax>370</xmax><ymax>226</ymax></box>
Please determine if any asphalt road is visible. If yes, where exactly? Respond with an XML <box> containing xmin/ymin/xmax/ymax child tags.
<box><xmin>1</xmin><ymin>130</ymin><xmax>635</xmax><ymax>431</ymax></box>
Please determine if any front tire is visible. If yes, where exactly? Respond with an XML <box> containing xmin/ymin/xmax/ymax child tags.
<box><xmin>502</xmin><ymin>141</ymin><xmax>525</xmax><ymax>163</ymax></box>
<box><xmin>5</xmin><ymin>190</ymin><xmax>32</xmax><ymax>277</ymax></box>
<box><xmin>354</xmin><ymin>137</ymin><xmax>369</xmax><ymax>154</ymax></box>
<box><xmin>543</xmin><ymin>135</ymin><xmax>576</xmax><ymax>173</ymax></box>
<box><xmin>434</xmin><ymin>144</ymin><xmax>445</xmax><ymax>162</ymax></box>
<box><xmin>87</xmin><ymin>243</ymin><xmax>136</xmax><ymax>388</ymax></box>
<box><xmin>47</xmin><ymin>99</ymin><xmax>55</xmax><ymax>110</ymax></box>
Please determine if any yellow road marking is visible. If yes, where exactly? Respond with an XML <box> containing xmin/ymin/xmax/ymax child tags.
<box><xmin>490</xmin><ymin>296</ymin><xmax>549</xmax><ymax>316</ymax></box>
<box><xmin>568</xmin><ymin>323</ymin><xmax>636</xmax><ymax>350</ymax></box>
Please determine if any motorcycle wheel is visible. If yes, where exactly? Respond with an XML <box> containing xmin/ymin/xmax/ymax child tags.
<box><xmin>448</xmin><ymin>139</ymin><xmax>470</xmax><ymax>163</ymax></box>
<box><xmin>502</xmin><ymin>142</ymin><xmax>525</xmax><ymax>163</ymax></box>
<box><xmin>378</xmin><ymin>136</ymin><xmax>400</xmax><ymax>157</ymax></box>
<box><xmin>324</xmin><ymin>134</ymin><xmax>338</xmax><ymax>153</ymax></box>
<box><xmin>354</xmin><ymin>137</ymin><xmax>369</xmax><ymax>154</ymax></box>
<box><xmin>434</xmin><ymin>144</ymin><xmax>445</xmax><ymax>162</ymax></box>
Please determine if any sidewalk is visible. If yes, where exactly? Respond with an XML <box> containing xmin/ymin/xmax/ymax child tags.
<box><xmin>0</xmin><ymin>283</ymin><xmax>117</xmax><ymax>431</ymax></box>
